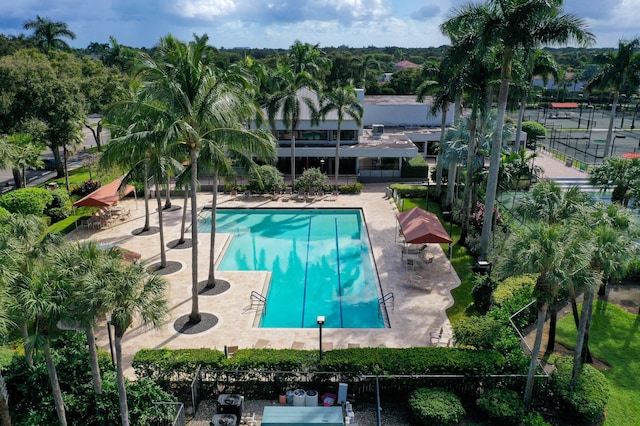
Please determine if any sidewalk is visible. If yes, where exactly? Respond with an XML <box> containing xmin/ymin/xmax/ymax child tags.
<box><xmin>534</xmin><ymin>149</ymin><xmax>589</xmax><ymax>180</ymax></box>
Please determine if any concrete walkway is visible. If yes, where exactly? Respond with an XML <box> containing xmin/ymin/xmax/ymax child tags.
<box><xmin>69</xmin><ymin>184</ymin><xmax>460</xmax><ymax>378</ymax></box>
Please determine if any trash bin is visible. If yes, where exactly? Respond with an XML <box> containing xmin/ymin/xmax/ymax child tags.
<box><xmin>286</xmin><ymin>389</ymin><xmax>294</xmax><ymax>405</ymax></box>
<box><xmin>216</xmin><ymin>394</ymin><xmax>243</xmax><ymax>420</ymax></box>
<box><xmin>292</xmin><ymin>389</ymin><xmax>306</xmax><ymax>406</ymax></box>
<box><xmin>210</xmin><ymin>413</ymin><xmax>237</xmax><ymax>426</ymax></box>
<box><xmin>305</xmin><ymin>389</ymin><xmax>318</xmax><ymax>406</ymax></box>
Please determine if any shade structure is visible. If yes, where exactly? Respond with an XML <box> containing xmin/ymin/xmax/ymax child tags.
<box><xmin>621</xmin><ymin>152</ymin><xmax>640</xmax><ymax>159</ymax></box>
<box><xmin>550</xmin><ymin>102</ymin><xmax>579</xmax><ymax>109</ymax></box>
<box><xmin>396</xmin><ymin>207</ymin><xmax>452</xmax><ymax>244</ymax></box>
<box><xmin>73</xmin><ymin>179</ymin><xmax>135</xmax><ymax>207</ymax></box>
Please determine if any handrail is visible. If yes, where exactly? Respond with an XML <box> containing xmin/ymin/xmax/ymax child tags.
<box><xmin>250</xmin><ymin>291</ymin><xmax>267</xmax><ymax>315</ymax></box>
<box><xmin>378</xmin><ymin>293</ymin><xmax>394</xmax><ymax>328</ymax></box>
<box><xmin>361</xmin><ymin>210</ymin><xmax>390</xmax><ymax>328</ymax></box>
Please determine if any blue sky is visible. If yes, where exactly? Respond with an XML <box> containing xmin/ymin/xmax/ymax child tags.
<box><xmin>0</xmin><ymin>0</ymin><xmax>636</xmax><ymax>50</ymax></box>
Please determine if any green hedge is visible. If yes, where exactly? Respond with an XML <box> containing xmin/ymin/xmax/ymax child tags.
<box><xmin>132</xmin><ymin>348</ymin><xmax>226</xmax><ymax>383</ymax></box>
<box><xmin>493</xmin><ymin>274</ymin><xmax>537</xmax><ymax>305</ymax></box>
<box><xmin>338</xmin><ymin>182</ymin><xmax>363</xmax><ymax>194</ymax></box>
<box><xmin>476</xmin><ymin>388</ymin><xmax>526</xmax><ymax>425</ymax></box>
<box><xmin>389</xmin><ymin>183</ymin><xmax>428</xmax><ymax>198</ymax></box>
<box><xmin>402</xmin><ymin>155</ymin><xmax>429</xmax><ymax>179</ymax></box>
<box><xmin>408</xmin><ymin>387</ymin><xmax>465</xmax><ymax>426</ymax></box>
<box><xmin>0</xmin><ymin>187</ymin><xmax>53</xmax><ymax>215</ymax></box>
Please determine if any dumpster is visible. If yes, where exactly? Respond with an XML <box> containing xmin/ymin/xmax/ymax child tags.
<box><xmin>216</xmin><ymin>394</ymin><xmax>243</xmax><ymax>420</ymax></box>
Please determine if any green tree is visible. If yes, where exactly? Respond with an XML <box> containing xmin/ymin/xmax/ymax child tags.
<box><xmin>23</xmin><ymin>15</ymin><xmax>76</xmax><ymax>53</ymax></box>
<box><xmin>496</xmin><ymin>221</ymin><xmax>592</xmax><ymax>407</ymax></box>
<box><xmin>316</xmin><ymin>84</ymin><xmax>363</xmax><ymax>189</ymax></box>
<box><xmin>442</xmin><ymin>0</ymin><xmax>594</xmax><ymax>259</ymax></box>
<box><xmin>98</xmin><ymin>262</ymin><xmax>168</xmax><ymax>426</ymax></box>
<box><xmin>589</xmin><ymin>157</ymin><xmax>640</xmax><ymax>208</ymax></box>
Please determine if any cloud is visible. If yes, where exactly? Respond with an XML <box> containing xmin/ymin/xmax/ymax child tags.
<box><xmin>410</xmin><ymin>5</ymin><xmax>441</xmax><ymax>20</ymax></box>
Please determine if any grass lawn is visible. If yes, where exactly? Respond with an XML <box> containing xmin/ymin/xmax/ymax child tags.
<box><xmin>401</xmin><ymin>197</ymin><xmax>476</xmax><ymax>325</ymax></box>
<box><xmin>556</xmin><ymin>301</ymin><xmax>640</xmax><ymax>426</ymax></box>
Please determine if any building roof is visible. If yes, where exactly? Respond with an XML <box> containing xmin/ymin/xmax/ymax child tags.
<box><xmin>394</xmin><ymin>60</ymin><xmax>420</xmax><ymax>71</ymax></box>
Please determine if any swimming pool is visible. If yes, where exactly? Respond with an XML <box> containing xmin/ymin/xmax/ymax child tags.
<box><xmin>199</xmin><ymin>208</ymin><xmax>385</xmax><ymax>328</ymax></box>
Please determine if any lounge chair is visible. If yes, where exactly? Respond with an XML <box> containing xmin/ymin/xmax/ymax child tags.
<box><xmin>224</xmin><ymin>345</ymin><xmax>238</xmax><ymax>358</ymax></box>
<box><xmin>291</xmin><ymin>341</ymin><xmax>305</xmax><ymax>349</ymax></box>
<box><xmin>327</xmin><ymin>190</ymin><xmax>338</xmax><ymax>201</ymax></box>
<box><xmin>296</xmin><ymin>189</ymin><xmax>306</xmax><ymax>201</ymax></box>
<box><xmin>254</xmin><ymin>338</ymin><xmax>269</xmax><ymax>349</ymax></box>
<box><xmin>322</xmin><ymin>341</ymin><xmax>333</xmax><ymax>351</ymax></box>
<box><xmin>347</xmin><ymin>343</ymin><xmax>360</xmax><ymax>348</ymax></box>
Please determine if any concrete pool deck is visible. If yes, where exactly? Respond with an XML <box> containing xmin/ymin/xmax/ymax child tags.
<box><xmin>69</xmin><ymin>183</ymin><xmax>460</xmax><ymax>378</ymax></box>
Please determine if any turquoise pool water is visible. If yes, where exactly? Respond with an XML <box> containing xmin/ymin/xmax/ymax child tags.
<box><xmin>198</xmin><ymin>208</ymin><xmax>384</xmax><ymax>328</ymax></box>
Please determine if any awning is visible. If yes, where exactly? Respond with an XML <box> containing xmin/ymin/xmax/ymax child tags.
<box><xmin>550</xmin><ymin>102</ymin><xmax>579</xmax><ymax>109</ymax></box>
<box><xmin>396</xmin><ymin>207</ymin><xmax>452</xmax><ymax>244</ymax></box>
<box><xmin>73</xmin><ymin>179</ymin><xmax>135</xmax><ymax>207</ymax></box>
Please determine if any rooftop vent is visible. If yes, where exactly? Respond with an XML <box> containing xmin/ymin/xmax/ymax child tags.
<box><xmin>372</xmin><ymin>124</ymin><xmax>384</xmax><ymax>138</ymax></box>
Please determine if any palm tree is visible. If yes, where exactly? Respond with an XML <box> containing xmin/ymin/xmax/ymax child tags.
<box><xmin>316</xmin><ymin>84</ymin><xmax>363</xmax><ymax>189</ymax></box>
<box><xmin>266</xmin><ymin>64</ymin><xmax>321</xmax><ymax>189</ymax></box>
<box><xmin>498</xmin><ymin>222</ymin><xmax>592</xmax><ymax>406</ymax></box>
<box><xmin>442</xmin><ymin>0</ymin><xmax>594</xmax><ymax>259</ymax></box>
<box><xmin>0</xmin><ymin>278</ymin><xmax>14</xmax><ymax>426</ymax></box>
<box><xmin>23</xmin><ymin>15</ymin><xmax>76</xmax><ymax>53</ymax></box>
<box><xmin>136</xmin><ymin>34</ymin><xmax>262</xmax><ymax>323</ymax></box>
<box><xmin>586</xmin><ymin>38</ymin><xmax>640</xmax><ymax>158</ymax></box>
<box><xmin>98</xmin><ymin>261</ymin><xmax>168</xmax><ymax>426</ymax></box>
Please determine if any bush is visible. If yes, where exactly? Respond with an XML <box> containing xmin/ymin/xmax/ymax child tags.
<box><xmin>71</xmin><ymin>179</ymin><xmax>101</xmax><ymax>197</ymax></box>
<box><xmin>523</xmin><ymin>412</ymin><xmax>552</xmax><ymax>426</ymax></box>
<box><xmin>493</xmin><ymin>274</ymin><xmax>537</xmax><ymax>305</ymax></box>
<box><xmin>44</xmin><ymin>188</ymin><xmax>72</xmax><ymax>223</ymax></box>
<box><xmin>522</xmin><ymin>121</ymin><xmax>546</xmax><ymax>147</ymax></box>
<box><xmin>389</xmin><ymin>183</ymin><xmax>427</xmax><ymax>198</ymax></box>
<box><xmin>296</xmin><ymin>167</ymin><xmax>328</xmax><ymax>191</ymax></box>
<box><xmin>402</xmin><ymin>155</ymin><xmax>429</xmax><ymax>178</ymax></box>
<box><xmin>549</xmin><ymin>356</ymin><xmax>609</xmax><ymax>423</ymax></box>
<box><xmin>0</xmin><ymin>187</ymin><xmax>53</xmax><ymax>215</ymax></box>
<box><xmin>471</xmin><ymin>274</ymin><xmax>498</xmax><ymax>313</ymax></box>
<box><xmin>408</xmin><ymin>387</ymin><xmax>465</xmax><ymax>426</ymax></box>
<box><xmin>249</xmin><ymin>165</ymin><xmax>284</xmax><ymax>193</ymax></box>
<box><xmin>338</xmin><ymin>182</ymin><xmax>363</xmax><ymax>194</ymax></box>
<box><xmin>453</xmin><ymin>316</ymin><xmax>502</xmax><ymax>349</ymax></box>
<box><xmin>476</xmin><ymin>388</ymin><xmax>526</xmax><ymax>425</ymax></box>
<box><xmin>468</xmin><ymin>201</ymin><xmax>502</xmax><ymax>231</ymax></box>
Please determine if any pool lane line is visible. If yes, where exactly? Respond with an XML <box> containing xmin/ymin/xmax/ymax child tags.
<box><xmin>300</xmin><ymin>216</ymin><xmax>312</xmax><ymax>328</ymax></box>
<box><xmin>334</xmin><ymin>218</ymin><xmax>344</xmax><ymax>328</ymax></box>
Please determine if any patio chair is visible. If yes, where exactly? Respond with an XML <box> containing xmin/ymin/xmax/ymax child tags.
<box><xmin>230</xmin><ymin>189</ymin><xmax>238</xmax><ymax>200</ymax></box>
<box><xmin>291</xmin><ymin>341</ymin><xmax>305</xmax><ymax>349</ymax></box>
<box><xmin>322</xmin><ymin>341</ymin><xmax>334</xmax><ymax>351</ymax></box>
<box><xmin>347</xmin><ymin>343</ymin><xmax>360</xmax><ymax>348</ymax></box>
<box><xmin>296</xmin><ymin>188</ymin><xmax>306</xmax><ymax>201</ymax></box>
<box><xmin>327</xmin><ymin>190</ymin><xmax>338</xmax><ymax>201</ymax></box>
<box><xmin>224</xmin><ymin>345</ymin><xmax>238</xmax><ymax>358</ymax></box>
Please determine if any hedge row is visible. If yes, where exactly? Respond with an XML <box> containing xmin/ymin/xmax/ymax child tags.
<box><xmin>133</xmin><ymin>346</ymin><xmax>508</xmax><ymax>383</ymax></box>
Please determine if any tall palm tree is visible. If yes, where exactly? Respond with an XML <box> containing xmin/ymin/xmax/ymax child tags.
<box><xmin>97</xmin><ymin>261</ymin><xmax>168</xmax><ymax>426</ymax></box>
<box><xmin>586</xmin><ymin>38</ymin><xmax>640</xmax><ymax>158</ymax></box>
<box><xmin>442</xmin><ymin>0</ymin><xmax>594</xmax><ymax>259</ymax></box>
<box><xmin>497</xmin><ymin>221</ymin><xmax>592</xmax><ymax>407</ymax></box>
<box><xmin>136</xmin><ymin>34</ymin><xmax>262</xmax><ymax>323</ymax></box>
<box><xmin>316</xmin><ymin>84</ymin><xmax>363</xmax><ymax>189</ymax></box>
<box><xmin>23</xmin><ymin>15</ymin><xmax>76</xmax><ymax>53</ymax></box>
<box><xmin>0</xmin><ymin>279</ymin><xmax>14</xmax><ymax>426</ymax></box>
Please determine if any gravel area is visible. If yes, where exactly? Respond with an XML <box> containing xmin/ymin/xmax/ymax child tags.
<box><xmin>188</xmin><ymin>399</ymin><xmax>415</xmax><ymax>425</ymax></box>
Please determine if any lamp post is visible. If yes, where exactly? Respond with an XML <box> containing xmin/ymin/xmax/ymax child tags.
<box><xmin>317</xmin><ymin>316</ymin><xmax>325</xmax><ymax>361</ymax></box>
<box><xmin>320</xmin><ymin>158</ymin><xmax>325</xmax><ymax>174</ymax></box>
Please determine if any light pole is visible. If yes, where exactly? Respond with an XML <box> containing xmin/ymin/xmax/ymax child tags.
<box><xmin>320</xmin><ymin>158</ymin><xmax>325</xmax><ymax>174</ymax></box>
<box><xmin>317</xmin><ymin>316</ymin><xmax>325</xmax><ymax>361</ymax></box>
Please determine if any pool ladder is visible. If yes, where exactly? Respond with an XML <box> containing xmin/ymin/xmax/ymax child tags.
<box><xmin>378</xmin><ymin>292</ymin><xmax>394</xmax><ymax>328</ymax></box>
<box><xmin>250</xmin><ymin>291</ymin><xmax>267</xmax><ymax>315</ymax></box>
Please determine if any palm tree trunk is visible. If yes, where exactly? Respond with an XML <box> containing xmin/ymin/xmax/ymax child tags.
<box><xmin>155</xmin><ymin>181</ymin><xmax>167</xmax><ymax>268</ymax></box>
<box><xmin>446</xmin><ymin>163</ymin><xmax>456</xmax><ymax>209</ymax></box>
<box><xmin>85</xmin><ymin>326</ymin><xmax>102</xmax><ymax>394</ymax></box>
<box><xmin>480</xmin><ymin>48</ymin><xmax>513</xmax><ymax>258</ymax></box>
<box><xmin>515</xmin><ymin>93</ymin><xmax>527</xmax><ymax>151</ymax></box>
<box><xmin>11</xmin><ymin>167</ymin><xmax>21</xmax><ymax>189</ymax></box>
<box><xmin>435</xmin><ymin>106</ymin><xmax>448</xmax><ymax>197</ymax></box>
<box><xmin>453</xmin><ymin>92</ymin><xmax>463</xmax><ymax>124</ymax></box>
<box><xmin>206</xmin><ymin>173</ymin><xmax>219</xmax><ymax>287</ymax></box>
<box><xmin>43</xmin><ymin>340</ymin><xmax>67</xmax><ymax>425</ymax></box>
<box><xmin>0</xmin><ymin>371</ymin><xmax>12</xmax><ymax>426</ymax></box>
<box><xmin>572</xmin><ymin>289</ymin><xmax>594</xmax><ymax>388</ymax></box>
<box><xmin>546</xmin><ymin>302</ymin><xmax>557</xmax><ymax>353</ymax></box>
<box><xmin>290</xmin><ymin>133</ymin><xmax>297</xmax><ymax>189</ymax></box>
<box><xmin>114</xmin><ymin>333</ymin><xmax>130</xmax><ymax>426</ymax></box>
<box><xmin>603</xmin><ymin>91</ymin><xmax>619</xmax><ymax>158</ymax></box>
<box><xmin>164</xmin><ymin>175</ymin><xmax>172</xmax><ymax>209</ymax></box>
<box><xmin>142</xmin><ymin>163</ymin><xmax>151</xmax><ymax>232</ymax></box>
<box><xmin>179</xmin><ymin>188</ymin><xmax>189</xmax><ymax>244</ymax></box>
<box><xmin>189</xmin><ymin>148</ymin><xmax>201</xmax><ymax>324</ymax></box>
<box><xmin>21</xmin><ymin>323</ymin><xmax>32</xmax><ymax>367</ymax></box>
<box><xmin>569</xmin><ymin>284</ymin><xmax>592</xmax><ymax>362</ymax></box>
<box><xmin>63</xmin><ymin>146</ymin><xmax>70</xmax><ymax>192</ymax></box>
<box><xmin>524</xmin><ymin>302</ymin><xmax>547</xmax><ymax>407</ymax></box>
<box><xmin>461</xmin><ymin>100</ymin><xmax>479</xmax><ymax>244</ymax></box>
<box><xmin>334</xmin><ymin>123</ymin><xmax>341</xmax><ymax>190</ymax></box>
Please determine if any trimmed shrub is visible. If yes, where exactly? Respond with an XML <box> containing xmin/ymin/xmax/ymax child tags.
<box><xmin>71</xmin><ymin>179</ymin><xmax>101</xmax><ymax>197</ymax></box>
<box><xmin>523</xmin><ymin>412</ymin><xmax>552</xmax><ymax>426</ymax></box>
<box><xmin>493</xmin><ymin>274</ymin><xmax>537</xmax><ymax>305</ymax></box>
<box><xmin>0</xmin><ymin>206</ymin><xmax>9</xmax><ymax>221</ymax></box>
<box><xmin>522</xmin><ymin>121</ymin><xmax>546</xmax><ymax>148</ymax></box>
<box><xmin>338</xmin><ymin>182</ymin><xmax>363</xmax><ymax>194</ymax></box>
<box><xmin>453</xmin><ymin>316</ymin><xmax>502</xmax><ymax>349</ymax></box>
<box><xmin>296</xmin><ymin>167</ymin><xmax>328</xmax><ymax>191</ymax></box>
<box><xmin>249</xmin><ymin>164</ymin><xmax>284</xmax><ymax>193</ymax></box>
<box><xmin>550</xmin><ymin>356</ymin><xmax>609</xmax><ymax>423</ymax></box>
<box><xmin>389</xmin><ymin>183</ymin><xmax>427</xmax><ymax>198</ymax></box>
<box><xmin>0</xmin><ymin>187</ymin><xmax>53</xmax><ymax>215</ymax></box>
<box><xmin>133</xmin><ymin>348</ymin><xmax>226</xmax><ymax>383</ymax></box>
<box><xmin>44</xmin><ymin>188</ymin><xmax>72</xmax><ymax>223</ymax></box>
<box><xmin>402</xmin><ymin>155</ymin><xmax>429</xmax><ymax>178</ymax></box>
<box><xmin>408</xmin><ymin>387</ymin><xmax>465</xmax><ymax>426</ymax></box>
<box><xmin>476</xmin><ymin>388</ymin><xmax>526</xmax><ymax>425</ymax></box>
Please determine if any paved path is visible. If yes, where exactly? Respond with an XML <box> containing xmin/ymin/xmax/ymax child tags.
<box><xmin>69</xmin><ymin>185</ymin><xmax>460</xmax><ymax>378</ymax></box>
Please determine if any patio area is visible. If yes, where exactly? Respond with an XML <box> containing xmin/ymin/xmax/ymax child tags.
<box><xmin>68</xmin><ymin>183</ymin><xmax>461</xmax><ymax>378</ymax></box>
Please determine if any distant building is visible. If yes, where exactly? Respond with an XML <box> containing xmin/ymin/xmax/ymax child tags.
<box><xmin>394</xmin><ymin>60</ymin><xmax>420</xmax><ymax>71</ymax></box>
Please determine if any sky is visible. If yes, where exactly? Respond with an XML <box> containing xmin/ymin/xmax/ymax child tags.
<box><xmin>0</xmin><ymin>0</ymin><xmax>638</xmax><ymax>50</ymax></box>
